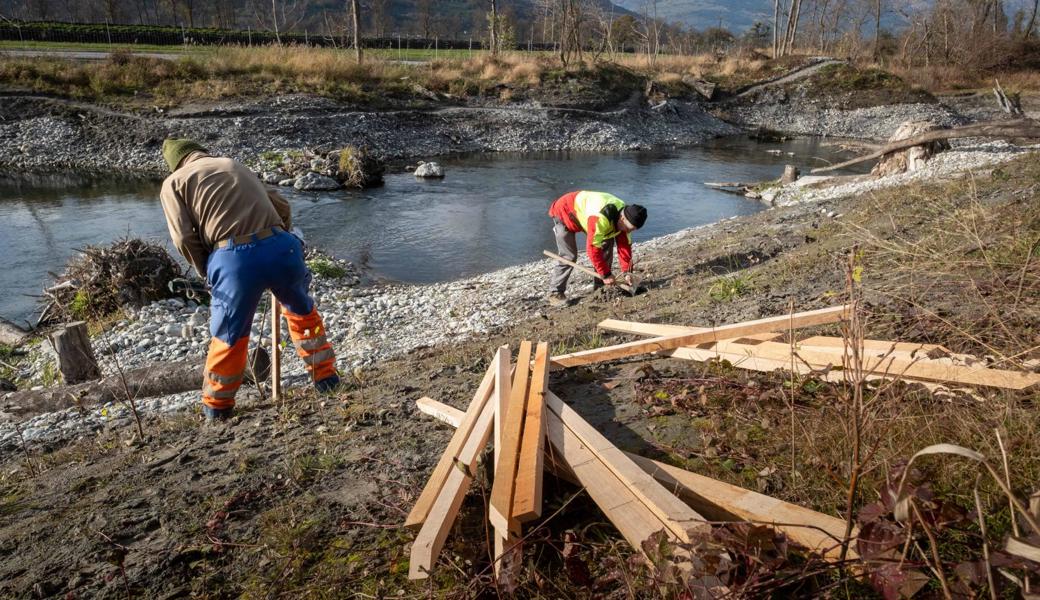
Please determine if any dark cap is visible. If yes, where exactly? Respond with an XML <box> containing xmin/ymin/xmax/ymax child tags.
<box><xmin>623</xmin><ymin>204</ymin><xmax>647</xmax><ymax>229</ymax></box>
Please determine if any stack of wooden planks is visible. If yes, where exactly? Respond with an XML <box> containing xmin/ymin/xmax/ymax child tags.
<box><xmin>585</xmin><ymin>312</ymin><xmax>1040</xmax><ymax>391</ymax></box>
<box><xmin>406</xmin><ymin>341</ymin><xmax>553</xmax><ymax>582</ymax></box>
<box><xmin>405</xmin><ymin>306</ymin><xmax>1037</xmax><ymax>586</ymax></box>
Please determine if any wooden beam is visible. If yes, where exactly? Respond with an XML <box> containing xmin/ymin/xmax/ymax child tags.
<box><xmin>489</xmin><ymin>341</ymin><xmax>533</xmax><ymax>536</ymax></box>
<box><xmin>552</xmin><ymin>306</ymin><xmax>849</xmax><ymax>369</ymax></box>
<box><xmin>598</xmin><ymin>318</ymin><xmax>783</xmax><ymax>342</ymax></box>
<box><xmin>545</xmin><ymin>406</ymin><xmax>727</xmax><ymax>595</ymax></box>
<box><xmin>493</xmin><ymin>345</ymin><xmax>511</xmax><ymax>472</ymax></box>
<box><xmin>405</xmin><ymin>355</ymin><xmax>498</xmax><ymax>530</ymax></box>
<box><xmin>628</xmin><ymin>455</ymin><xmax>856</xmax><ymax>562</ymax></box>
<box><xmin>419</xmin><ymin>397</ymin><xmax>858</xmax><ymax>563</ymax></box>
<box><xmin>490</xmin><ymin>344</ymin><xmax>514</xmax><ymax>582</ymax></box>
<box><xmin>408</xmin><ymin>395</ymin><xmax>497</xmax><ymax>579</ymax></box>
<box><xmin>513</xmin><ymin>342</ymin><xmax>549</xmax><ymax>522</ymax></box>
<box><xmin>707</xmin><ymin>339</ymin><xmax>1040</xmax><ymax>390</ymax></box>
<box><xmin>796</xmin><ymin>335</ymin><xmax>951</xmax><ymax>357</ymax></box>
<box><xmin>546</xmin><ymin>391</ymin><xmax>710</xmax><ymax>543</ymax></box>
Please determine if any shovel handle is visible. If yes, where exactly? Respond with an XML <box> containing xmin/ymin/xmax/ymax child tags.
<box><xmin>543</xmin><ymin>250</ymin><xmax>634</xmax><ymax>294</ymax></box>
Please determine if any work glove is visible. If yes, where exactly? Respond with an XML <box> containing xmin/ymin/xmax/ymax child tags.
<box><xmin>601</xmin><ymin>275</ymin><xmax>616</xmax><ymax>286</ymax></box>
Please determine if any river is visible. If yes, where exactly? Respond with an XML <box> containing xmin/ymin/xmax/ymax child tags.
<box><xmin>0</xmin><ymin>136</ymin><xmax>857</xmax><ymax>324</ymax></box>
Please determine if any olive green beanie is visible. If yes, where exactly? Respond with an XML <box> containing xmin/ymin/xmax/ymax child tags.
<box><xmin>162</xmin><ymin>138</ymin><xmax>207</xmax><ymax>172</ymax></box>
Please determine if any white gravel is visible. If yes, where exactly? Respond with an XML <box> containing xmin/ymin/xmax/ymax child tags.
<box><xmin>771</xmin><ymin>140</ymin><xmax>1038</xmax><ymax>206</ymax></box>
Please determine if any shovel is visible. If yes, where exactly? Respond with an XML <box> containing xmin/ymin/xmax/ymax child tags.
<box><xmin>543</xmin><ymin>250</ymin><xmax>637</xmax><ymax>295</ymax></box>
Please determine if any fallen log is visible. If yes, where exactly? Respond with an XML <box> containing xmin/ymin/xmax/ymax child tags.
<box><xmin>1</xmin><ymin>361</ymin><xmax>201</xmax><ymax>419</ymax></box>
<box><xmin>811</xmin><ymin>119</ymin><xmax>1040</xmax><ymax>174</ymax></box>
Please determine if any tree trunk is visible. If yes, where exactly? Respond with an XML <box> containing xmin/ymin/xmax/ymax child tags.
<box><xmin>49</xmin><ymin>322</ymin><xmax>100</xmax><ymax>385</ymax></box>
<box><xmin>4</xmin><ymin>361</ymin><xmax>202</xmax><ymax>419</ymax></box>
<box><xmin>351</xmin><ymin>0</ymin><xmax>362</xmax><ymax>63</ymax></box>
<box><xmin>781</xmin><ymin>164</ymin><xmax>800</xmax><ymax>184</ymax></box>
<box><xmin>874</xmin><ymin>0</ymin><xmax>882</xmax><ymax>60</ymax></box>
<box><xmin>773</xmin><ymin>0</ymin><xmax>781</xmax><ymax>58</ymax></box>
<box><xmin>271</xmin><ymin>0</ymin><xmax>281</xmax><ymax>44</ymax></box>
<box><xmin>1025</xmin><ymin>0</ymin><xmax>1039</xmax><ymax>40</ymax></box>
<box><xmin>490</xmin><ymin>0</ymin><xmax>499</xmax><ymax>55</ymax></box>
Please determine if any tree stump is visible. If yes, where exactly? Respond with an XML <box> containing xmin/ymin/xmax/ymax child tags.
<box><xmin>872</xmin><ymin>121</ymin><xmax>950</xmax><ymax>177</ymax></box>
<box><xmin>49</xmin><ymin>322</ymin><xmax>100</xmax><ymax>385</ymax></box>
<box><xmin>781</xmin><ymin>164</ymin><xmax>800</xmax><ymax>184</ymax></box>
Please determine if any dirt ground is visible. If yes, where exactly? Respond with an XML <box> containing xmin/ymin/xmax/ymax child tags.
<box><xmin>1</xmin><ymin>154</ymin><xmax>1038</xmax><ymax>598</ymax></box>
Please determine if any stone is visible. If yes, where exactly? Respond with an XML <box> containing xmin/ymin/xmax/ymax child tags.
<box><xmin>310</xmin><ymin>158</ymin><xmax>326</xmax><ymax>171</ymax></box>
<box><xmin>261</xmin><ymin>172</ymin><xmax>282</xmax><ymax>184</ymax></box>
<box><xmin>278</xmin><ymin>178</ymin><xmax>297</xmax><ymax>187</ymax></box>
<box><xmin>414</xmin><ymin>162</ymin><xmax>445</xmax><ymax>178</ymax></box>
<box><xmin>294</xmin><ymin>172</ymin><xmax>340</xmax><ymax>191</ymax></box>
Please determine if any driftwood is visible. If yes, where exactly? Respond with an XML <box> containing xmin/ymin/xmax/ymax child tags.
<box><xmin>812</xmin><ymin>119</ymin><xmax>1040</xmax><ymax>174</ymax></box>
<box><xmin>49</xmin><ymin>322</ymin><xmax>101</xmax><ymax>385</ymax></box>
<box><xmin>994</xmin><ymin>80</ymin><xmax>1024</xmax><ymax>116</ymax></box>
<box><xmin>1</xmin><ymin>361</ymin><xmax>201</xmax><ymax>419</ymax></box>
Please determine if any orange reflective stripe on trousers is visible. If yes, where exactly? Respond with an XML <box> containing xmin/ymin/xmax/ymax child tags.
<box><xmin>283</xmin><ymin>306</ymin><xmax>337</xmax><ymax>382</ymax></box>
<box><xmin>202</xmin><ymin>337</ymin><xmax>249</xmax><ymax>409</ymax></box>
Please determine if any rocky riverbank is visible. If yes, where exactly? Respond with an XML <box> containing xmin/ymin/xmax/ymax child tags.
<box><xmin>0</xmin><ymin>93</ymin><xmax>739</xmax><ymax>176</ymax></box>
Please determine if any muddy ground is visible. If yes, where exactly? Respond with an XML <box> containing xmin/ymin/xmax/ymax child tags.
<box><xmin>1</xmin><ymin>149</ymin><xmax>1037</xmax><ymax>598</ymax></box>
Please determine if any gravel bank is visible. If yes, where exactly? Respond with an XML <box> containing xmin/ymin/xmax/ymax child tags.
<box><xmin>726</xmin><ymin>101</ymin><xmax>966</xmax><ymax>140</ymax></box>
<box><xmin>0</xmin><ymin>217</ymin><xmax>739</xmax><ymax>451</ymax></box>
<box><xmin>772</xmin><ymin>140</ymin><xmax>1038</xmax><ymax>206</ymax></box>
<box><xmin>0</xmin><ymin>94</ymin><xmax>739</xmax><ymax>175</ymax></box>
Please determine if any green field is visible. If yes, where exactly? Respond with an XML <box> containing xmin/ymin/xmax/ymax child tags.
<box><xmin>0</xmin><ymin>40</ymin><xmax>494</xmax><ymax>62</ymax></box>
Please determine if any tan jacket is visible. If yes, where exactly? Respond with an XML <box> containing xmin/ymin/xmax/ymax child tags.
<box><xmin>160</xmin><ymin>153</ymin><xmax>291</xmax><ymax>277</ymax></box>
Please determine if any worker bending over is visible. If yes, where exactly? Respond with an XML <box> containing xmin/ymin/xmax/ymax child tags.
<box><xmin>159</xmin><ymin>139</ymin><xmax>340</xmax><ymax>420</ymax></box>
<box><xmin>547</xmin><ymin>190</ymin><xmax>647</xmax><ymax>306</ymax></box>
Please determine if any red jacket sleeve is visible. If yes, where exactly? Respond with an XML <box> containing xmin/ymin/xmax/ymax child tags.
<box><xmin>617</xmin><ymin>231</ymin><xmax>633</xmax><ymax>272</ymax></box>
<box><xmin>585</xmin><ymin>215</ymin><xmax>612</xmax><ymax>276</ymax></box>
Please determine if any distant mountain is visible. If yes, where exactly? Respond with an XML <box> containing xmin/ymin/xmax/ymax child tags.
<box><xmin>610</xmin><ymin>0</ymin><xmax>772</xmax><ymax>33</ymax></box>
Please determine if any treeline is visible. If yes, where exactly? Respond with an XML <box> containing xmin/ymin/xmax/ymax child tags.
<box><xmin>0</xmin><ymin>20</ymin><xmax>560</xmax><ymax>50</ymax></box>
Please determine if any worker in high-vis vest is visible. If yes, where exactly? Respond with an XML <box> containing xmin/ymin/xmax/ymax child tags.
<box><xmin>159</xmin><ymin>139</ymin><xmax>340</xmax><ymax>420</ymax></box>
<box><xmin>547</xmin><ymin>191</ymin><xmax>647</xmax><ymax>306</ymax></box>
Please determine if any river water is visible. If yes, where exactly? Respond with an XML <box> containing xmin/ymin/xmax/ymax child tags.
<box><xmin>0</xmin><ymin>136</ymin><xmax>857</xmax><ymax>324</ymax></box>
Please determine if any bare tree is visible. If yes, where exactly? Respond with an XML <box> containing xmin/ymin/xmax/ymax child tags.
<box><xmin>773</xmin><ymin>0</ymin><xmax>782</xmax><ymax>56</ymax></box>
<box><xmin>351</xmin><ymin>0</ymin><xmax>362</xmax><ymax>62</ymax></box>
<box><xmin>490</xmin><ymin>0</ymin><xmax>499</xmax><ymax>54</ymax></box>
<box><xmin>1024</xmin><ymin>0</ymin><xmax>1038</xmax><ymax>39</ymax></box>
<box><xmin>417</xmin><ymin>0</ymin><xmax>433</xmax><ymax>38</ymax></box>
<box><xmin>874</xmin><ymin>0</ymin><xmax>883</xmax><ymax>59</ymax></box>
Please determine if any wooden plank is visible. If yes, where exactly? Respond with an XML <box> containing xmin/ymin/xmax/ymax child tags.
<box><xmin>598</xmin><ymin>319</ymin><xmax>782</xmax><ymax>342</ymax></box>
<box><xmin>489</xmin><ymin>341</ymin><xmax>533</xmax><ymax>536</ymax></box>
<box><xmin>419</xmin><ymin>397</ymin><xmax>857</xmax><ymax>563</ymax></box>
<box><xmin>546</xmin><ymin>408</ymin><xmax>729</xmax><ymax>595</ymax></box>
<box><xmin>707</xmin><ymin>339</ymin><xmax>1040</xmax><ymax>390</ymax></box>
<box><xmin>629</xmin><ymin>455</ymin><xmax>855</xmax><ymax>562</ymax></box>
<box><xmin>797</xmin><ymin>335</ymin><xmax>948</xmax><ymax>356</ymax></box>
<box><xmin>493</xmin><ymin>345</ymin><xmax>511</xmax><ymax>471</ymax></box>
<box><xmin>513</xmin><ymin>342</ymin><xmax>549</xmax><ymax>522</ymax></box>
<box><xmin>408</xmin><ymin>395</ymin><xmax>497</xmax><ymax>579</ymax></box>
<box><xmin>551</xmin><ymin>306</ymin><xmax>849</xmax><ymax>369</ymax></box>
<box><xmin>546</xmin><ymin>391</ymin><xmax>710</xmax><ymax>543</ymax></box>
<box><xmin>405</xmin><ymin>355</ymin><xmax>498</xmax><ymax>530</ymax></box>
<box><xmin>544</xmin><ymin>408</ymin><xmax>678</xmax><ymax>554</ymax></box>
<box><xmin>491</xmin><ymin>344</ymin><xmax>513</xmax><ymax>582</ymax></box>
